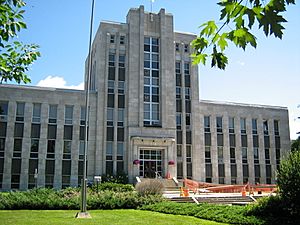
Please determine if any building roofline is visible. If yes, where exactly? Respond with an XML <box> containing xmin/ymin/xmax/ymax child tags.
<box><xmin>200</xmin><ymin>99</ymin><xmax>288</xmax><ymax>110</ymax></box>
<box><xmin>0</xmin><ymin>84</ymin><xmax>85</xmax><ymax>93</ymax></box>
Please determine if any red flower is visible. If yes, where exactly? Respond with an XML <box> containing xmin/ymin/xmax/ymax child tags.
<box><xmin>168</xmin><ymin>160</ymin><xmax>175</xmax><ymax>165</ymax></box>
<box><xmin>133</xmin><ymin>159</ymin><xmax>140</xmax><ymax>165</ymax></box>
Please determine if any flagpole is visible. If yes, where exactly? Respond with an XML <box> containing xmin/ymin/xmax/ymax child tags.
<box><xmin>76</xmin><ymin>0</ymin><xmax>95</xmax><ymax>218</ymax></box>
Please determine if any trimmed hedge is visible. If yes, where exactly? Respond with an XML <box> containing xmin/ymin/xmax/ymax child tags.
<box><xmin>140</xmin><ymin>201</ymin><xmax>263</xmax><ymax>225</ymax></box>
<box><xmin>0</xmin><ymin>187</ymin><xmax>164</xmax><ymax>210</ymax></box>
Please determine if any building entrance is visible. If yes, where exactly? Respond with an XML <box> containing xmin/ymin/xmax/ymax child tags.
<box><xmin>139</xmin><ymin>149</ymin><xmax>163</xmax><ymax>178</ymax></box>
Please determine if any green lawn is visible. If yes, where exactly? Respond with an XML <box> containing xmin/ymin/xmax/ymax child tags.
<box><xmin>0</xmin><ymin>209</ymin><xmax>227</xmax><ymax>225</ymax></box>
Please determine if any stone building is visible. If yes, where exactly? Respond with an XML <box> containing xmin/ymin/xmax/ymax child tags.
<box><xmin>0</xmin><ymin>6</ymin><xmax>290</xmax><ymax>190</ymax></box>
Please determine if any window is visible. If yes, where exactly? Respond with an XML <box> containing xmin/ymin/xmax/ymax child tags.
<box><xmin>63</xmin><ymin>141</ymin><xmax>71</xmax><ymax>159</ymax></box>
<box><xmin>13</xmin><ymin>139</ymin><xmax>22</xmax><ymax>158</ymax></box>
<box><xmin>205</xmin><ymin>146</ymin><xmax>211</xmax><ymax>163</ymax></box>
<box><xmin>119</xmin><ymin>54</ymin><xmax>125</xmax><ymax>68</ymax></box>
<box><xmin>184</xmin><ymin>62</ymin><xmax>190</xmax><ymax>87</ymax></box>
<box><xmin>240</xmin><ymin>118</ymin><xmax>246</xmax><ymax>134</ymax></box>
<box><xmin>263</xmin><ymin>120</ymin><xmax>269</xmax><ymax>135</ymax></box>
<box><xmin>186</xmin><ymin>131</ymin><xmax>192</xmax><ymax>144</ymax></box>
<box><xmin>110</xmin><ymin>34</ymin><xmax>115</xmax><ymax>43</ymax></box>
<box><xmin>176</xmin><ymin>113</ymin><xmax>182</xmax><ymax>130</ymax></box>
<box><xmin>31</xmin><ymin>124</ymin><xmax>40</xmax><ymax>138</ymax></box>
<box><xmin>0</xmin><ymin>101</ymin><xmax>8</xmax><ymax>121</ymax></box>
<box><xmin>65</xmin><ymin>105</ymin><xmax>73</xmax><ymax>124</ymax></box>
<box><xmin>175</xmin><ymin>43</ymin><xmax>180</xmax><ymax>51</ymax></box>
<box><xmin>80</xmin><ymin>106</ymin><xmax>86</xmax><ymax>125</ymax></box>
<box><xmin>230</xmin><ymin>147</ymin><xmax>236</xmax><ymax>163</ymax></box>
<box><xmin>229</xmin><ymin>134</ymin><xmax>236</xmax><ymax>147</ymax></box>
<box><xmin>229</xmin><ymin>117</ymin><xmax>235</xmax><ymax>133</ymax></box>
<box><xmin>204</xmin><ymin>133</ymin><xmax>211</xmax><ymax>146</ymax></box>
<box><xmin>252</xmin><ymin>119</ymin><xmax>257</xmax><ymax>134</ymax></box>
<box><xmin>47</xmin><ymin>140</ymin><xmax>55</xmax><ymax>158</ymax></box>
<box><xmin>175</xmin><ymin>62</ymin><xmax>181</xmax><ymax>74</ymax></box>
<box><xmin>144</xmin><ymin>37</ymin><xmax>160</xmax><ymax>126</ymax></box>
<box><xmin>216</xmin><ymin>117</ymin><xmax>222</xmax><ymax>133</ymax></box>
<box><xmin>109</xmin><ymin>53</ymin><xmax>115</xmax><ymax>67</ymax></box>
<box><xmin>118</xmin><ymin>109</ymin><xmax>124</xmax><ymax>127</ymax></box>
<box><xmin>242</xmin><ymin>147</ymin><xmax>248</xmax><ymax>163</ymax></box>
<box><xmin>49</xmin><ymin>105</ymin><xmax>57</xmax><ymax>124</ymax></box>
<box><xmin>30</xmin><ymin>139</ymin><xmax>39</xmax><ymax>158</ymax></box>
<box><xmin>106</xmin><ymin>142</ymin><xmax>113</xmax><ymax>160</ymax></box>
<box><xmin>274</xmin><ymin>120</ymin><xmax>279</xmax><ymax>135</ymax></box>
<box><xmin>106</xmin><ymin>127</ymin><xmax>114</xmax><ymax>141</ymax></box>
<box><xmin>14</xmin><ymin>123</ymin><xmax>24</xmax><ymax>137</ymax></box>
<box><xmin>32</xmin><ymin>103</ymin><xmax>41</xmax><ymax>123</ymax></box>
<box><xmin>265</xmin><ymin>148</ymin><xmax>270</xmax><ymax>164</ymax></box>
<box><xmin>176</xmin><ymin>87</ymin><xmax>181</xmax><ymax>99</ymax></box>
<box><xmin>47</xmin><ymin>125</ymin><xmax>57</xmax><ymax>139</ymax></box>
<box><xmin>118</xmin><ymin>81</ymin><xmax>125</xmax><ymax>94</ymax></box>
<box><xmin>241</xmin><ymin>134</ymin><xmax>247</xmax><ymax>147</ymax></box>
<box><xmin>177</xmin><ymin>144</ymin><xmax>182</xmax><ymax>157</ymax></box>
<box><xmin>253</xmin><ymin>135</ymin><xmax>259</xmax><ymax>147</ymax></box>
<box><xmin>254</xmin><ymin>147</ymin><xmax>259</xmax><ymax>164</ymax></box>
<box><xmin>16</xmin><ymin>102</ymin><xmax>25</xmax><ymax>121</ymax></box>
<box><xmin>107</xmin><ymin>94</ymin><xmax>115</xmax><ymax>108</ymax></box>
<box><xmin>184</xmin><ymin>44</ymin><xmax>189</xmax><ymax>53</ymax></box>
<box><xmin>218</xmin><ymin>147</ymin><xmax>223</xmax><ymax>163</ymax></box>
<box><xmin>120</xmin><ymin>35</ymin><xmax>125</xmax><ymax>45</ymax></box>
<box><xmin>204</xmin><ymin>116</ymin><xmax>210</xmax><ymax>132</ymax></box>
<box><xmin>64</xmin><ymin>125</ymin><xmax>73</xmax><ymax>140</ymax></box>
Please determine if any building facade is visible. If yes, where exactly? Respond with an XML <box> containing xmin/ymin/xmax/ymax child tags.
<box><xmin>0</xmin><ymin>6</ymin><xmax>290</xmax><ymax>190</ymax></box>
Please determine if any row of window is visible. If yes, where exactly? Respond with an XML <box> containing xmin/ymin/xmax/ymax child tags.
<box><xmin>204</xmin><ymin>116</ymin><xmax>280</xmax><ymax>135</ymax></box>
<box><xmin>0</xmin><ymin>101</ymin><xmax>86</xmax><ymax>125</ymax></box>
<box><xmin>109</xmin><ymin>34</ymin><xmax>126</xmax><ymax>45</ymax></box>
<box><xmin>175</xmin><ymin>42</ymin><xmax>189</xmax><ymax>53</ymax></box>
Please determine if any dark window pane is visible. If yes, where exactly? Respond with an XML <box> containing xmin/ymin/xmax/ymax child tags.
<box><xmin>64</xmin><ymin>125</ymin><xmax>73</xmax><ymax>140</ymax></box>
<box><xmin>79</xmin><ymin>126</ymin><xmax>85</xmax><ymax>141</ymax></box>
<box><xmin>12</xmin><ymin>159</ymin><xmax>21</xmax><ymax>174</ymax></box>
<box><xmin>45</xmin><ymin>160</ymin><xmax>55</xmax><ymax>174</ymax></box>
<box><xmin>229</xmin><ymin>134</ymin><xmax>236</xmax><ymax>147</ymax></box>
<box><xmin>118</xmin><ymin>95</ymin><xmax>125</xmax><ymax>108</ymax></box>
<box><xmin>106</xmin><ymin>161</ymin><xmax>113</xmax><ymax>175</ymax></box>
<box><xmin>186</xmin><ymin>131</ymin><xmax>192</xmax><ymax>144</ymax></box>
<box><xmin>29</xmin><ymin>159</ymin><xmax>38</xmax><ymax>174</ymax></box>
<box><xmin>14</xmin><ymin>123</ymin><xmax>24</xmax><ymax>137</ymax></box>
<box><xmin>62</xmin><ymin>160</ymin><xmax>71</xmax><ymax>175</ymax></box>
<box><xmin>205</xmin><ymin>164</ymin><xmax>212</xmax><ymax>177</ymax></box>
<box><xmin>275</xmin><ymin>136</ymin><xmax>281</xmax><ymax>149</ymax></box>
<box><xmin>253</xmin><ymin>135</ymin><xmax>259</xmax><ymax>147</ymax></box>
<box><xmin>205</xmin><ymin>133</ymin><xmax>211</xmax><ymax>146</ymax></box>
<box><xmin>107</xmin><ymin>94</ymin><xmax>115</xmax><ymax>108</ymax></box>
<box><xmin>241</xmin><ymin>135</ymin><xmax>247</xmax><ymax>147</ymax></box>
<box><xmin>184</xmin><ymin>75</ymin><xmax>190</xmax><ymax>87</ymax></box>
<box><xmin>176</xmin><ymin>130</ymin><xmax>182</xmax><ymax>144</ymax></box>
<box><xmin>217</xmin><ymin>134</ymin><xmax>223</xmax><ymax>146</ymax></box>
<box><xmin>118</xmin><ymin>68</ymin><xmax>125</xmax><ymax>81</ymax></box>
<box><xmin>106</xmin><ymin>127</ymin><xmax>114</xmax><ymax>141</ymax></box>
<box><xmin>264</xmin><ymin>136</ymin><xmax>270</xmax><ymax>148</ymax></box>
<box><xmin>176</xmin><ymin>100</ymin><xmax>182</xmax><ymax>112</ymax></box>
<box><xmin>108</xmin><ymin>67</ymin><xmax>115</xmax><ymax>80</ymax></box>
<box><xmin>48</xmin><ymin>125</ymin><xmax>57</xmax><ymax>139</ymax></box>
<box><xmin>31</xmin><ymin>124</ymin><xmax>40</xmax><ymax>138</ymax></box>
<box><xmin>117</xmin><ymin>128</ymin><xmax>124</xmax><ymax>141</ymax></box>
<box><xmin>0</xmin><ymin>122</ymin><xmax>7</xmax><ymax>137</ymax></box>
<box><xmin>185</xmin><ymin>100</ymin><xmax>191</xmax><ymax>113</ymax></box>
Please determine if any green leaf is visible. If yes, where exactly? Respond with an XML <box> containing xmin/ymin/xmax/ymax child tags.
<box><xmin>217</xmin><ymin>33</ymin><xmax>228</xmax><ymax>51</ymax></box>
<box><xmin>191</xmin><ymin>37</ymin><xmax>208</xmax><ymax>53</ymax></box>
<box><xmin>211</xmin><ymin>45</ymin><xmax>228</xmax><ymax>70</ymax></box>
<box><xmin>192</xmin><ymin>53</ymin><xmax>208</xmax><ymax>65</ymax></box>
<box><xmin>200</xmin><ymin>20</ymin><xmax>218</xmax><ymax>37</ymax></box>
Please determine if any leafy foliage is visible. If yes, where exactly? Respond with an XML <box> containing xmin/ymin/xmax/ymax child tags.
<box><xmin>90</xmin><ymin>182</ymin><xmax>134</xmax><ymax>192</ymax></box>
<box><xmin>192</xmin><ymin>0</ymin><xmax>296</xmax><ymax>70</ymax></box>
<box><xmin>141</xmin><ymin>201</ymin><xmax>263</xmax><ymax>224</ymax></box>
<box><xmin>0</xmin><ymin>187</ymin><xmax>164</xmax><ymax>210</ymax></box>
<box><xmin>291</xmin><ymin>138</ymin><xmax>300</xmax><ymax>152</ymax></box>
<box><xmin>0</xmin><ymin>0</ymin><xmax>40</xmax><ymax>84</ymax></box>
<box><xmin>276</xmin><ymin>150</ymin><xmax>300</xmax><ymax>217</ymax></box>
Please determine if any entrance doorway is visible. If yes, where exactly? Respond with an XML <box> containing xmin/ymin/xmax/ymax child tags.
<box><xmin>139</xmin><ymin>149</ymin><xmax>163</xmax><ymax>178</ymax></box>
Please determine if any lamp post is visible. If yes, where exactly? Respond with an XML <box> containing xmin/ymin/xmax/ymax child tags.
<box><xmin>76</xmin><ymin>0</ymin><xmax>95</xmax><ymax>218</ymax></box>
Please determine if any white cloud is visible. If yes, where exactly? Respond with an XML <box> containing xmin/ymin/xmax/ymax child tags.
<box><xmin>237</xmin><ymin>61</ymin><xmax>245</xmax><ymax>66</ymax></box>
<box><xmin>36</xmin><ymin>76</ymin><xmax>84</xmax><ymax>90</ymax></box>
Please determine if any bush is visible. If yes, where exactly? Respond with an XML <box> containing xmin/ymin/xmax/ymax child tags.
<box><xmin>101</xmin><ymin>173</ymin><xmax>128</xmax><ymax>184</ymax></box>
<box><xmin>90</xmin><ymin>182</ymin><xmax>134</xmax><ymax>193</ymax></box>
<box><xmin>277</xmin><ymin>150</ymin><xmax>300</xmax><ymax>217</ymax></box>
<box><xmin>140</xmin><ymin>201</ymin><xmax>263</xmax><ymax>224</ymax></box>
<box><xmin>246</xmin><ymin>195</ymin><xmax>300</xmax><ymax>224</ymax></box>
<box><xmin>135</xmin><ymin>179</ymin><xmax>164</xmax><ymax>196</ymax></box>
<box><xmin>0</xmin><ymin>187</ymin><xmax>163</xmax><ymax>210</ymax></box>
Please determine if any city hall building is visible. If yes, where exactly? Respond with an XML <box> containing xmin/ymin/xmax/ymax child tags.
<box><xmin>0</xmin><ymin>6</ymin><xmax>290</xmax><ymax>190</ymax></box>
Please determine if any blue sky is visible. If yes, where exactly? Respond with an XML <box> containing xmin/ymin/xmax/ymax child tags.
<box><xmin>16</xmin><ymin>0</ymin><xmax>300</xmax><ymax>139</ymax></box>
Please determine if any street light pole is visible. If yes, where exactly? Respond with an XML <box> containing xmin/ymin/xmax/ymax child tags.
<box><xmin>76</xmin><ymin>0</ymin><xmax>95</xmax><ymax>218</ymax></box>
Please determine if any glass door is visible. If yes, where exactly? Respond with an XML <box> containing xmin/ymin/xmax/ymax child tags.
<box><xmin>139</xmin><ymin>149</ymin><xmax>163</xmax><ymax>178</ymax></box>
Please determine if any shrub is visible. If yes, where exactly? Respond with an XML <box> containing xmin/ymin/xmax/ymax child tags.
<box><xmin>101</xmin><ymin>173</ymin><xmax>128</xmax><ymax>184</ymax></box>
<box><xmin>277</xmin><ymin>150</ymin><xmax>300</xmax><ymax>217</ymax></box>
<box><xmin>90</xmin><ymin>182</ymin><xmax>134</xmax><ymax>193</ymax></box>
<box><xmin>135</xmin><ymin>179</ymin><xmax>164</xmax><ymax>196</ymax></box>
<box><xmin>140</xmin><ymin>201</ymin><xmax>263</xmax><ymax>225</ymax></box>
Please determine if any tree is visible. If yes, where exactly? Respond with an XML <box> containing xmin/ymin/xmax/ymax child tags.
<box><xmin>277</xmin><ymin>150</ymin><xmax>300</xmax><ymax>218</ymax></box>
<box><xmin>0</xmin><ymin>0</ymin><xmax>40</xmax><ymax>84</ymax></box>
<box><xmin>291</xmin><ymin>138</ymin><xmax>300</xmax><ymax>152</ymax></box>
<box><xmin>192</xmin><ymin>0</ymin><xmax>296</xmax><ymax>70</ymax></box>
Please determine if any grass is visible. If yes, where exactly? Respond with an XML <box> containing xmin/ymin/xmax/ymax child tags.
<box><xmin>0</xmin><ymin>209</ymin><xmax>227</xmax><ymax>225</ymax></box>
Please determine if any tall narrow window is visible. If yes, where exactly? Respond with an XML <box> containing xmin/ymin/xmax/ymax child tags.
<box><xmin>204</xmin><ymin>116</ymin><xmax>210</xmax><ymax>132</ymax></box>
<box><xmin>49</xmin><ymin>105</ymin><xmax>57</xmax><ymax>124</ymax></box>
<box><xmin>144</xmin><ymin>37</ymin><xmax>160</xmax><ymax>126</ymax></box>
<box><xmin>263</xmin><ymin>120</ymin><xmax>269</xmax><ymax>135</ymax></box>
<box><xmin>32</xmin><ymin>103</ymin><xmax>41</xmax><ymax>123</ymax></box>
<box><xmin>274</xmin><ymin>120</ymin><xmax>280</xmax><ymax>136</ymax></box>
<box><xmin>252</xmin><ymin>119</ymin><xmax>257</xmax><ymax>134</ymax></box>
<box><xmin>229</xmin><ymin>117</ymin><xmax>235</xmax><ymax>133</ymax></box>
<box><xmin>65</xmin><ymin>105</ymin><xmax>73</xmax><ymax>125</ymax></box>
<box><xmin>240</xmin><ymin>118</ymin><xmax>246</xmax><ymax>134</ymax></box>
<box><xmin>0</xmin><ymin>101</ymin><xmax>8</xmax><ymax>121</ymax></box>
<box><xmin>16</xmin><ymin>102</ymin><xmax>25</xmax><ymax>122</ymax></box>
<box><xmin>216</xmin><ymin>116</ymin><xmax>222</xmax><ymax>133</ymax></box>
